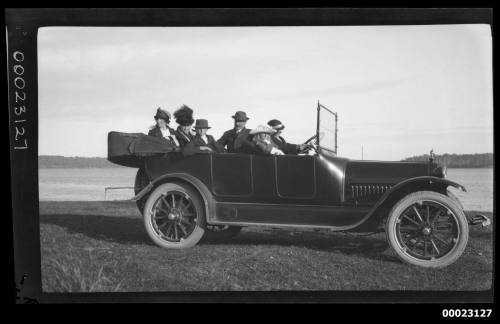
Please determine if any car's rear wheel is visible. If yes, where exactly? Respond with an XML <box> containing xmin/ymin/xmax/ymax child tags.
<box><xmin>143</xmin><ymin>183</ymin><xmax>205</xmax><ymax>249</ymax></box>
<box><xmin>203</xmin><ymin>225</ymin><xmax>242</xmax><ymax>240</ymax></box>
<box><xmin>386</xmin><ymin>191</ymin><xmax>468</xmax><ymax>268</ymax></box>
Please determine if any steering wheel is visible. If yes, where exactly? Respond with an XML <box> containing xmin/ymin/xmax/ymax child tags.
<box><xmin>303</xmin><ymin>134</ymin><xmax>317</xmax><ymax>146</ymax></box>
<box><xmin>300</xmin><ymin>132</ymin><xmax>324</xmax><ymax>154</ymax></box>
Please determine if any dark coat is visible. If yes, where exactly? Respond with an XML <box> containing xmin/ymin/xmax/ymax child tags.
<box><xmin>183</xmin><ymin>134</ymin><xmax>225</xmax><ymax>156</ymax></box>
<box><xmin>270</xmin><ymin>135</ymin><xmax>299</xmax><ymax>155</ymax></box>
<box><xmin>148</xmin><ymin>125</ymin><xmax>180</xmax><ymax>147</ymax></box>
<box><xmin>175</xmin><ymin>127</ymin><xmax>195</xmax><ymax>147</ymax></box>
<box><xmin>216</xmin><ymin>127</ymin><xmax>255</xmax><ymax>153</ymax></box>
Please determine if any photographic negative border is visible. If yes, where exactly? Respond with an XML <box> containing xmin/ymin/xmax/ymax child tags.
<box><xmin>7</xmin><ymin>7</ymin><xmax>494</xmax><ymax>304</ymax></box>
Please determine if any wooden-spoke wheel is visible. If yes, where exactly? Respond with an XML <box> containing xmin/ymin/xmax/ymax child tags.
<box><xmin>386</xmin><ymin>191</ymin><xmax>468</xmax><ymax>268</ymax></box>
<box><xmin>397</xmin><ymin>202</ymin><xmax>459</xmax><ymax>259</ymax></box>
<box><xmin>152</xmin><ymin>191</ymin><xmax>197</xmax><ymax>242</ymax></box>
<box><xmin>143</xmin><ymin>183</ymin><xmax>205</xmax><ymax>249</ymax></box>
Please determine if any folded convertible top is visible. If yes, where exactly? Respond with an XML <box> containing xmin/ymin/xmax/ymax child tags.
<box><xmin>107</xmin><ymin>131</ymin><xmax>176</xmax><ymax>168</ymax></box>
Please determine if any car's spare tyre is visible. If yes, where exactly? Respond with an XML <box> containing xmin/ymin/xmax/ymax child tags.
<box><xmin>134</xmin><ymin>167</ymin><xmax>150</xmax><ymax>214</ymax></box>
<box><xmin>143</xmin><ymin>182</ymin><xmax>205</xmax><ymax>249</ymax></box>
<box><xmin>386</xmin><ymin>190</ymin><xmax>469</xmax><ymax>268</ymax></box>
<box><xmin>203</xmin><ymin>225</ymin><xmax>242</xmax><ymax>241</ymax></box>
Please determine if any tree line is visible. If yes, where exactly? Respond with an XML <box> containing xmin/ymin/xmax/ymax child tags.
<box><xmin>38</xmin><ymin>155</ymin><xmax>124</xmax><ymax>168</ymax></box>
<box><xmin>402</xmin><ymin>153</ymin><xmax>493</xmax><ymax>168</ymax></box>
<box><xmin>39</xmin><ymin>153</ymin><xmax>494</xmax><ymax>169</ymax></box>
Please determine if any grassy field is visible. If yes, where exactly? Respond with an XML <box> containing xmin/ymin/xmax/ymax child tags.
<box><xmin>39</xmin><ymin>201</ymin><xmax>493</xmax><ymax>292</ymax></box>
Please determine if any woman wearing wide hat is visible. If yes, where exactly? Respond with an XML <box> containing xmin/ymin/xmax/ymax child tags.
<box><xmin>173</xmin><ymin>104</ymin><xmax>195</xmax><ymax>147</ymax></box>
<box><xmin>148</xmin><ymin>107</ymin><xmax>180</xmax><ymax>147</ymax></box>
<box><xmin>183</xmin><ymin>119</ymin><xmax>225</xmax><ymax>156</ymax></box>
<box><xmin>267</xmin><ymin>119</ymin><xmax>307</xmax><ymax>154</ymax></box>
<box><xmin>250</xmin><ymin>125</ymin><xmax>284</xmax><ymax>155</ymax></box>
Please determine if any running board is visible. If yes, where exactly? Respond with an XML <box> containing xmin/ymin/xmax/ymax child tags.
<box><xmin>468</xmin><ymin>214</ymin><xmax>491</xmax><ymax>227</ymax></box>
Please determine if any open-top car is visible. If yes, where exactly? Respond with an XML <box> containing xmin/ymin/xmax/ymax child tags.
<box><xmin>107</xmin><ymin>102</ymin><xmax>490</xmax><ymax>268</ymax></box>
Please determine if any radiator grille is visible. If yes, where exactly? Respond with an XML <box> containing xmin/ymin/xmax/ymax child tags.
<box><xmin>350</xmin><ymin>184</ymin><xmax>392</xmax><ymax>199</ymax></box>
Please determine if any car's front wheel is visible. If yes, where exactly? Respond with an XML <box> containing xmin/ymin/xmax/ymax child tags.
<box><xmin>143</xmin><ymin>183</ymin><xmax>205</xmax><ymax>249</ymax></box>
<box><xmin>386</xmin><ymin>191</ymin><xmax>468</xmax><ymax>268</ymax></box>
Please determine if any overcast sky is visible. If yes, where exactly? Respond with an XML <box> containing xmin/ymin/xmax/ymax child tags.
<box><xmin>38</xmin><ymin>25</ymin><xmax>493</xmax><ymax>160</ymax></box>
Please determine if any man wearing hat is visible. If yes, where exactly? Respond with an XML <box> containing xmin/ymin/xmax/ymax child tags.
<box><xmin>173</xmin><ymin>104</ymin><xmax>195</xmax><ymax>147</ymax></box>
<box><xmin>148</xmin><ymin>107</ymin><xmax>180</xmax><ymax>147</ymax></box>
<box><xmin>217</xmin><ymin>111</ymin><xmax>254</xmax><ymax>153</ymax></box>
<box><xmin>250</xmin><ymin>125</ymin><xmax>285</xmax><ymax>155</ymax></box>
<box><xmin>267</xmin><ymin>119</ymin><xmax>307</xmax><ymax>155</ymax></box>
<box><xmin>183</xmin><ymin>119</ymin><xmax>225</xmax><ymax>156</ymax></box>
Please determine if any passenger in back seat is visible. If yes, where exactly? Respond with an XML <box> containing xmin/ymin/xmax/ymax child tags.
<box><xmin>183</xmin><ymin>119</ymin><xmax>225</xmax><ymax>156</ymax></box>
<box><xmin>148</xmin><ymin>107</ymin><xmax>180</xmax><ymax>148</ymax></box>
<box><xmin>250</xmin><ymin>125</ymin><xmax>284</xmax><ymax>156</ymax></box>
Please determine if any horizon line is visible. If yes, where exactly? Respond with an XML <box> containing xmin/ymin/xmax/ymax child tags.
<box><xmin>38</xmin><ymin>152</ymin><xmax>495</xmax><ymax>159</ymax></box>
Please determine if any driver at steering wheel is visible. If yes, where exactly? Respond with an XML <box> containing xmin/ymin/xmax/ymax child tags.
<box><xmin>267</xmin><ymin>119</ymin><xmax>308</xmax><ymax>155</ymax></box>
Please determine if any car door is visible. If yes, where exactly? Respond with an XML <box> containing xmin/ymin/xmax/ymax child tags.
<box><xmin>275</xmin><ymin>154</ymin><xmax>316</xmax><ymax>199</ymax></box>
<box><xmin>210</xmin><ymin>153</ymin><xmax>253</xmax><ymax>197</ymax></box>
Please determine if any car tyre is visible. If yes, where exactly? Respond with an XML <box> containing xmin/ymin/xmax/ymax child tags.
<box><xmin>143</xmin><ymin>182</ymin><xmax>205</xmax><ymax>249</ymax></box>
<box><xmin>386</xmin><ymin>191</ymin><xmax>468</xmax><ymax>268</ymax></box>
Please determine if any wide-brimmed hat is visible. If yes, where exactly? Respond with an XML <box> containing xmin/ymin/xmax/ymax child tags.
<box><xmin>173</xmin><ymin>104</ymin><xmax>194</xmax><ymax>126</ymax></box>
<box><xmin>193</xmin><ymin>119</ymin><xmax>211</xmax><ymax>129</ymax></box>
<box><xmin>232</xmin><ymin>111</ymin><xmax>249</xmax><ymax>121</ymax></box>
<box><xmin>249</xmin><ymin>125</ymin><xmax>275</xmax><ymax>135</ymax></box>
<box><xmin>267</xmin><ymin>119</ymin><xmax>285</xmax><ymax>131</ymax></box>
<box><xmin>154</xmin><ymin>107</ymin><xmax>171</xmax><ymax>121</ymax></box>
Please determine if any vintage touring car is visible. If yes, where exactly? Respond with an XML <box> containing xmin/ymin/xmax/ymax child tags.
<box><xmin>107</xmin><ymin>103</ymin><xmax>490</xmax><ymax>268</ymax></box>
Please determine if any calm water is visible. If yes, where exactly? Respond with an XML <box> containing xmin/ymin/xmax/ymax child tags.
<box><xmin>38</xmin><ymin>168</ymin><xmax>494</xmax><ymax>212</ymax></box>
<box><xmin>39</xmin><ymin>168</ymin><xmax>138</xmax><ymax>201</ymax></box>
<box><xmin>446</xmin><ymin>168</ymin><xmax>494</xmax><ymax>212</ymax></box>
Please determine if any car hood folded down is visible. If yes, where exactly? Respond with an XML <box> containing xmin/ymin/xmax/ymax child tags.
<box><xmin>108</xmin><ymin>131</ymin><xmax>176</xmax><ymax>168</ymax></box>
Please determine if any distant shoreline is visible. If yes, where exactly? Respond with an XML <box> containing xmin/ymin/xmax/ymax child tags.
<box><xmin>39</xmin><ymin>166</ymin><xmax>493</xmax><ymax>169</ymax></box>
<box><xmin>38</xmin><ymin>165</ymin><xmax>494</xmax><ymax>170</ymax></box>
<box><xmin>402</xmin><ymin>153</ymin><xmax>493</xmax><ymax>168</ymax></box>
<box><xmin>39</xmin><ymin>153</ymin><xmax>494</xmax><ymax>169</ymax></box>
<box><xmin>39</xmin><ymin>166</ymin><xmax>128</xmax><ymax>169</ymax></box>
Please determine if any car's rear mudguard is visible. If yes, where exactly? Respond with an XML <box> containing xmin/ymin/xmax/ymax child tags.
<box><xmin>133</xmin><ymin>172</ymin><xmax>216</xmax><ymax>224</ymax></box>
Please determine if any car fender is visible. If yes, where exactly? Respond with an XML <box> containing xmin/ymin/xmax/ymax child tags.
<box><xmin>364</xmin><ymin>176</ymin><xmax>466</xmax><ymax>221</ymax></box>
<box><xmin>132</xmin><ymin>172</ymin><xmax>215</xmax><ymax>223</ymax></box>
<box><xmin>350</xmin><ymin>176</ymin><xmax>466</xmax><ymax>232</ymax></box>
